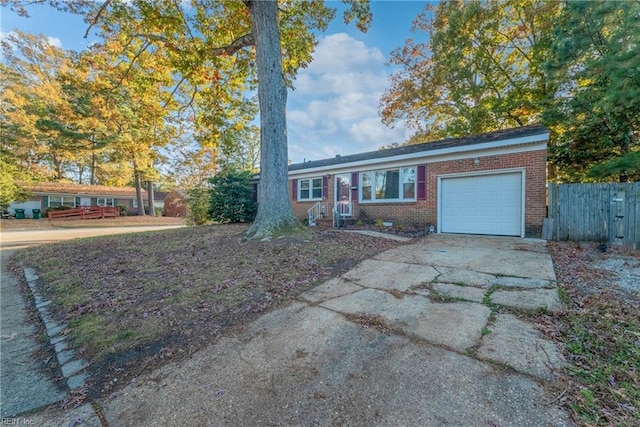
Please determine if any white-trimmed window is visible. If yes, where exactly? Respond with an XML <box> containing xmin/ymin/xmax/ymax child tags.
<box><xmin>97</xmin><ymin>197</ymin><xmax>115</xmax><ymax>207</ymax></box>
<box><xmin>361</xmin><ymin>167</ymin><xmax>416</xmax><ymax>202</ymax></box>
<box><xmin>132</xmin><ymin>199</ymin><xmax>138</xmax><ymax>208</ymax></box>
<box><xmin>48</xmin><ymin>196</ymin><xmax>76</xmax><ymax>208</ymax></box>
<box><xmin>298</xmin><ymin>178</ymin><xmax>323</xmax><ymax>201</ymax></box>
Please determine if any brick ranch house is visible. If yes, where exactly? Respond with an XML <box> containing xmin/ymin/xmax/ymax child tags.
<box><xmin>8</xmin><ymin>182</ymin><xmax>149</xmax><ymax>217</ymax></box>
<box><xmin>285</xmin><ymin>124</ymin><xmax>549</xmax><ymax>238</ymax></box>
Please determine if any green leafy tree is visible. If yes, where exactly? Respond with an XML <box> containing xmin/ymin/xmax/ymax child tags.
<box><xmin>381</xmin><ymin>0</ymin><xmax>559</xmax><ymax>141</ymax></box>
<box><xmin>543</xmin><ymin>0</ymin><xmax>640</xmax><ymax>182</ymax></box>
<box><xmin>208</xmin><ymin>169</ymin><xmax>256</xmax><ymax>223</ymax></box>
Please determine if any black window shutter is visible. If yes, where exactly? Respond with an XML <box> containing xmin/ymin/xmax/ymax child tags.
<box><xmin>322</xmin><ymin>176</ymin><xmax>328</xmax><ymax>200</ymax></box>
<box><xmin>351</xmin><ymin>172</ymin><xmax>358</xmax><ymax>201</ymax></box>
<box><xmin>417</xmin><ymin>165</ymin><xmax>426</xmax><ymax>200</ymax></box>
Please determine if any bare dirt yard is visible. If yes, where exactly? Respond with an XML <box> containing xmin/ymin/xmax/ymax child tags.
<box><xmin>9</xmin><ymin>224</ymin><xmax>401</xmax><ymax>402</ymax></box>
<box><xmin>548</xmin><ymin>241</ymin><xmax>639</xmax><ymax>426</ymax></box>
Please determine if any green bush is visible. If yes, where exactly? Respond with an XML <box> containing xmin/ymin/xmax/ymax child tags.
<box><xmin>45</xmin><ymin>205</ymin><xmax>73</xmax><ymax>216</ymax></box>
<box><xmin>208</xmin><ymin>169</ymin><xmax>256</xmax><ymax>223</ymax></box>
<box><xmin>187</xmin><ymin>184</ymin><xmax>212</xmax><ymax>226</ymax></box>
<box><xmin>117</xmin><ymin>205</ymin><xmax>128</xmax><ymax>216</ymax></box>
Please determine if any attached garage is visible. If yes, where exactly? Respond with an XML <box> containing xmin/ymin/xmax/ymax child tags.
<box><xmin>438</xmin><ymin>171</ymin><xmax>524</xmax><ymax>237</ymax></box>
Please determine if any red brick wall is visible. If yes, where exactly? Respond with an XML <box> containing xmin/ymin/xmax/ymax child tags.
<box><xmin>289</xmin><ymin>149</ymin><xmax>547</xmax><ymax>237</ymax></box>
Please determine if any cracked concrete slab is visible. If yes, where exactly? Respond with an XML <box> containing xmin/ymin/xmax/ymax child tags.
<box><xmin>491</xmin><ymin>288</ymin><xmax>563</xmax><ymax>313</ymax></box>
<box><xmin>298</xmin><ymin>277</ymin><xmax>363</xmax><ymax>303</ymax></box>
<box><xmin>320</xmin><ymin>289</ymin><xmax>491</xmax><ymax>351</ymax></box>
<box><xmin>478</xmin><ymin>314</ymin><xmax>564</xmax><ymax>380</ymax></box>
<box><xmin>431</xmin><ymin>283</ymin><xmax>487</xmax><ymax>303</ymax></box>
<box><xmin>489</xmin><ymin>277</ymin><xmax>553</xmax><ymax>289</ymax></box>
<box><xmin>341</xmin><ymin>259</ymin><xmax>440</xmax><ymax>292</ymax></box>
<box><xmin>320</xmin><ymin>288</ymin><xmax>428</xmax><ymax>325</ymax></box>
<box><xmin>376</xmin><ymin>245</ymin><xmax>556</xmax><ymax>281</ymax></box>
<box><xmin>414</xmin><ymin>234</ymin><xmax>550</xmax><ymax>253</ymax></box>
<box><xmin>405</xmin><ymin>301</ymin><xmax>492</xmax><ymax>351</ymax></box>
<box><xmin>434</xmin><ymin>267</ymin><xmax>497</xmax><ymax>287</ymax></box>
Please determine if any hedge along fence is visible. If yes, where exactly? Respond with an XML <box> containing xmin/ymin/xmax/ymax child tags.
<box><xmin>547</xmin><ymin>182</ymin><xmax>639</xmax><ymax>250</ymax></box>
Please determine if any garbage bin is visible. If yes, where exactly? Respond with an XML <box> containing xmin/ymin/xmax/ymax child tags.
<box><xmin>15</xmin><ymin>209</ymin><xmax>25</xmax><ymax>219</ymax></box>
<box><xmin>32</xmin><ymin>209</ymin><xmax>41</xmax><ymax>219</ymax></box>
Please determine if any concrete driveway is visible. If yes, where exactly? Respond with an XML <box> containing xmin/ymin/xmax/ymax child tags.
<box><xmin>66</xmin><ymin>233</ymin><xmax>570</xmax><ymax>427</ymax></box>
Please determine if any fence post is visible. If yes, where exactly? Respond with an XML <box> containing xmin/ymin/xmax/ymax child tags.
<box><xmin>548</xmin><ymin>183</ymin><xmax>558</xmax><ymax>240</ymax></box>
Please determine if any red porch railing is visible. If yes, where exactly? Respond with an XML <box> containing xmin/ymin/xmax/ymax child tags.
<box><xmin>47</xmin><ymin>206</ymin><xmax>120</xmax><ymax>220</ymax></box>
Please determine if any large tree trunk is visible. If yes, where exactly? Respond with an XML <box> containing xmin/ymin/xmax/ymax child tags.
<box><xmin>244</xmin><ymin>0</ymin><xmax>301</xmax><ymax>240</ymax></box>
<box><xmin>134</xmin><ymin>169</ymin><xmax>146</xmax><ymax>216</ymax></box>
<box><xmin>146</xmin><ymin>180</ymin><xmax>156</xmax><ymax>217</ymax></box>
<box><xmin>90</xmin><ymin>147</ymin><xmax>96</xmax><ymax>185</ymax></box>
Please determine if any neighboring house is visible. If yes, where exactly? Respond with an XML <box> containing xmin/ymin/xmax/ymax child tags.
<box><xmin>164</xmin><ymin>190</ymin><xmax>188</xmax><ymax>217</ymax></box>
<box><xmin>286</xmin><ymin>124</ymin><xmax>549</xmax><ymax>238</ymax></box>
<box><xmin>154</xmin><ymin>191</ymin><xmax>168</xmax><ymax>214</ymax></box>
<box><xmin>8</xmin><ymin>182</ymin><xmax>148</xmax><ymax>217</ymax></box>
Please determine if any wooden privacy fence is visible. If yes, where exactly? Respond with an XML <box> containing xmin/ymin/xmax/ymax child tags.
<box><xmin>547</xmin><ymin>182</ymin><xmax>639</xmax><ymax>250</ymax></box>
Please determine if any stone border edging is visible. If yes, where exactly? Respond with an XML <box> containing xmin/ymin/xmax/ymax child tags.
<box><xmin>23</xmin><ymin>268</ymin><xmax>89</xmax><ymax>390</ymax></box>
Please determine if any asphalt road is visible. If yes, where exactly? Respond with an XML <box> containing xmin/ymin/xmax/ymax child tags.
<box><xmin>0</xmin><ymin>225</ymin><xmax>184</xmax><ymax>418</ymax></box>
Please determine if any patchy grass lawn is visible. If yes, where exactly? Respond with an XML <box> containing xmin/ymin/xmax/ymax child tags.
<box><xmin>548</xmin><ymin>241</ymin><xmax>640</xmax><ymax>426</ymax></box>
<box><xmin>9</xmin><ymin>224</ymin><xmax>401</xmax><ymax>399</ymax></box>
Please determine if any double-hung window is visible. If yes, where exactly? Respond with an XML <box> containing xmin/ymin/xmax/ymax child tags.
<box><xmin>48</xmin><ymin>196</ymin><xmax>76</xmax><ymax>208</ymax></box>
<box><xmin>298</xmin><ymin>178</ymin><xmax>323</xmax><ymax>201</ymax></box>
<box><xmin>97</xmin><ymin>197</ymin><xmax>115</xmax><ymax>207</ymax></box>
<box><xmin>360</xmin><ymin>167</ymin><xmax>416</xmax><ymax>202</ymax></box>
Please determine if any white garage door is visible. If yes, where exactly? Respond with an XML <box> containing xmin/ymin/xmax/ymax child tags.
<box><xmin>440</xmin><ymin>172</ymin><xmax>523</xmax><ymax>236</ymax></box>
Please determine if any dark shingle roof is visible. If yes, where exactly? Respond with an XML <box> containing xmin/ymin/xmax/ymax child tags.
<box><xmin>289</xmin><ymin>124</ymin><xmax>548</xmax><ymax>172</ymax></box>
<box><xmin>23</xmin><ymin>182</ymin><xmax>146</xmax><ymax>197</ymax></box>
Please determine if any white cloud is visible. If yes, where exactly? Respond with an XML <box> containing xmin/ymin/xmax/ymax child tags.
<box><xmin>47</xmin><ymin>36</ymin><xmax>62</xmax><ymax>48</ymax></box>
<box><xmin>287</xmin><ymin>32</ymin><xmax>412</xmax><ymax>164</ymax></box>
<box><xmin>305</xmin><ymin>33</ymin><xmax>384</xmax><ymax>74</ymax></box>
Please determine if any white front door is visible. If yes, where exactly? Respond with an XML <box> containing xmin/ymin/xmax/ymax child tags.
<box><xmin>335</xmin><ymin>174</ymin><xmax>352</xmax><ymax>217</ymax></box>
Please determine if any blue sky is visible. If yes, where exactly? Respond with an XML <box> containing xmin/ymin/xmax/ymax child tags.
<box><xmin>1</xmin><ymin>1</ymin><xmax>431</xmax><ymax>164</ymax></box>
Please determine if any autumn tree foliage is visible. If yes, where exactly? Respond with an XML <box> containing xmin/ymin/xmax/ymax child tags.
<box><xmin>65</xmin><ymin>0</ymin><xmax>368</xmax><ymax>237</ymax></box>
<box><xmin>380</xmin><ymin>0</ymin><xmax>637</xmax><ymax>183</ymax></box>
<box><xmin>381</xmin><ymin>0</ymin><xmax>559</xmax><ymax>143</ymax></box>
<box><xmin>3</xmin><ymin>0</ymin><xmax>371</xmax><ymax>234</ymax></box>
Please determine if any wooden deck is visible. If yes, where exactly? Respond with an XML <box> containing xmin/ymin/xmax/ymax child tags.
<box><xmin>47</xmin><ymin>206</ymin><xmax>120</xmax><ymax>220</ymax></box>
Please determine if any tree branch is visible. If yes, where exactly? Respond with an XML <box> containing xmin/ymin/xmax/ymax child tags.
<box><xmin>84</xmin><ymin>0</ymin><xmax>112</xmax><ymax>39</ymax></box>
